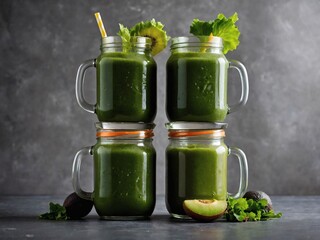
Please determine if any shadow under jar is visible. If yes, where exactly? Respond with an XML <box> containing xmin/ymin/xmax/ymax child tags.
<box><xmin>72</xmin><ymin>123</ymin><xmax>156</xmax><ymax>220</ymax></box>
<box><xmin>76</xmin><ymin>36</ymin><xmax>157</xmax><ymax>122</ymax></box>
<box><xmin>166</xmin><ymin>36</ymin><xmax>249</xmax><ymax>122</ymax></box>
<box><xmin>165</xmin><ymin>122</ymin><xmax>248</xmax><ymax>219</ymax></box>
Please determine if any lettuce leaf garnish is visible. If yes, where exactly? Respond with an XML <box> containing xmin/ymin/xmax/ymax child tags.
<box><xmin>190</xmin><ymin>19</ymin><xmax>214</xmax><ymax>36</ymax></box>
<box><xmin>190</xmin><ymin>13</ymin><xmax>240</xmax><ymax>54</ymax></box>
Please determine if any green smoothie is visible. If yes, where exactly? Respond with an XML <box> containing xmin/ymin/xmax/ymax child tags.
<box><xmin>96</xmin><ymin>52</ymin><xmax>157</xmax><ymax>122</ymax></box>
<box><xmin>92</xmin><ymin>142</ymin><xmax>156</xmax><ymax>217</ymax></box>
<box><xmin>166</xmin><ymin>144</ymin><xmax>227</xmax><ymax>216</ymax></box>
<box><xmin>166</xmin><ymin>52</ymin><xmax>228</xmax><ymax>122</ymax></box>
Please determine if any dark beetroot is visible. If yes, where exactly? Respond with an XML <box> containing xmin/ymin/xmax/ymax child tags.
<box><xmin>63</xmin><ymin>192</ymin><xmax>93</xmax><ymax>219</ymax></box>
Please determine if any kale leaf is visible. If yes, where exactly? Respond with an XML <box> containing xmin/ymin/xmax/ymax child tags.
<box><xmin>225</xmin><ymin>197</ymin><xmax>282</xmax><ymax>222</ymax></box>
<box><xmin>39</xmin><ymin>202</ymin><xmax>68</xmax><ymax>220</ymax></box>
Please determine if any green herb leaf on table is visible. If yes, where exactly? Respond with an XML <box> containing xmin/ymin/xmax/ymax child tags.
<box><xmin>225</xmin><ymin>197</ymin><xmax>282</xmax><ymax>222</ymax></box>
<box><xmin>39</xmin><ymin>202</ymin><xmax>68</xmax><ymax>220</ymax></box>
<box><xmin>190</xmin><ymin>12</ymin><xmax>240</xmax><ymax>54</ymax></box>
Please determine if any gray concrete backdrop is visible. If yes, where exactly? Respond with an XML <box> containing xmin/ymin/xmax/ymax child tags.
<box><xmin>1</xmin><ymin>0</ymin><xmax>320</xmax><ymax>196</ymax></box>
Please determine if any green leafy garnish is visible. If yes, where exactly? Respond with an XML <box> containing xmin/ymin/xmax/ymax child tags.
<box><xmin>190</xmin><ymin>19</ymin><xmax>214</xmax><ymax>36</ymax></box>
<box><xmin>130</xmin><ymin>19</ymin><xmax>165</xmax><ymax>35</ymax></box>
<box><xmin>39</xmin><ymin>202</ymin><xmax>68</xmax><ymax>220</ymax></box>
<box><xmin>225</xmin><ymin>197</ymin><xmax>282</xmax><ymax>222</ymax></box>
<box><xmin>117</xmin><ymin>19</ymin><xmax>170</xmax><ymax>55</ymax></box>
<box><xmin>190</xmin><ymin>13</ymin><xmax>240</xmax><ymax>54</ymax></box>
<box><xmin>118</xmin><ymin>24</ymin><xmax>131</xmax><ymax>42</ymax></box>
<box><xmin>117</xmin><ymin>24</ymin><xmax>131</xmax><ymax>52</ymax></box>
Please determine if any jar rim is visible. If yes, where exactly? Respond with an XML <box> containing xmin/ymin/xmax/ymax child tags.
<box><xmin>165</xmin><ymin>122</ymin><xmax>227</xmax><ymax>130</ymax></box>
<box><xmin>101</xmin><ymin>36</ymin><xmax>152</xmax><ymax>47</ymax></box>
<box><xmin>96</xmin><ymin>122</ymin><xmax>155</xmax><ymax>130</ymax></box>
<box><xmin>170</xmin><ymin>36</ymin><xmax>223</xmax><ymax>49</ymax></box>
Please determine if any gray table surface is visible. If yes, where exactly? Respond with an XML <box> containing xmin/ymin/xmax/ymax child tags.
<box><xmin>0</xmin><ymin>195</ymin><xmax>319</xmax><ymax>240</ymax></box>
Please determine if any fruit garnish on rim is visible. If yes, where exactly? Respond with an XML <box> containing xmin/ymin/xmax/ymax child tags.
<box><xmin>190</xmin><ymin>12</ymin><xmax>240</xmax><ymax>54</ymax></box>
<box><xmin>118</xmin><ymin>19</ymin><xmax>170</xmax><ymax>55</ymax></box>
<box><xmin>183</xmin><ymin>199</ymin><xmax>227</xmax><ymax>222</ymax></box>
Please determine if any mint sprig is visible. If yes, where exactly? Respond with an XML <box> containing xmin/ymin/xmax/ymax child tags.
<box><xmin>117</xmin><ymin>24</ymin><xmax>131</xmax><ymax>52</ymax></box>
<box><xmin>39</xmin><ymin>202</ymin><xmax>68</xmax><ymax>220</ymax></box>
<box><xmin>225</xmin><ymin>197</ymin><xmax>282</xmax><ymax>222</ymax></box>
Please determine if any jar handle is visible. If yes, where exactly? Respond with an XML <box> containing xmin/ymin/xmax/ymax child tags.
<box><xmin>228</xmin><ymin>60</ymin><xmax>249</xmax><ymax>114</ymax></box>
<box><xmin>72</xmin><ymin>146</ymin><xmax>93</xmax><ymax>201</ymax></box>
<box><xmin>228</xmin><ymin>147</ymin><xmax>248</xmax><ymax>198</ymax></box>
<box><xmin>75</xmin><ymin>59</ymin><xmax>96</xmax><ymax>113</ymax></box>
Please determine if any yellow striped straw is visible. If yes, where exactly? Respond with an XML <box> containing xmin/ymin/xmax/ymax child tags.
<box><xmin>94</xmin><ymin>12</ymin><xmax>107</xmax><ymax>38</ymax></box>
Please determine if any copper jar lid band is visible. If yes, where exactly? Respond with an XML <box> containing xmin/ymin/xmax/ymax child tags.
<box><xmin>96</xmin><ymin>129</ymin><xmax>154</xmax><ymax>138</ymax></box>
<box><xmin>168</xmin><ymin>129</ymin><xmax>225</xmax><ymax>138</ymax></box>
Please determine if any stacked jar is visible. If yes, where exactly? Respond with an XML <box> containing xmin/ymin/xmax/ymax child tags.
<box><xmin>73</xmin><ymin>36</ymin><xmax>157</xmax><ymax>220</ymax></box>
<box><xmin>165</xmin><ymin>36</ymin><xmax>249</xmax><ymax>219</ymax></box>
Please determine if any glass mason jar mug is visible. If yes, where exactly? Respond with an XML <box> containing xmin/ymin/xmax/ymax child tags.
<box><xmin>72</xmin><ymin>123</ymin><xmax>156</xmax><ymax>220</ymax></box>
<box><xmin>166</xmin><ymin>36</ymin><xmax>249</xmax><ymax>122</ymax></box>
<box><xmin>165</xmin><ymin>123</ymin><xmax>248</xmax><ymax>219</ymax></box>
<box><xmin>76</xmin><ymin>36</ymin><xmax>157</xmax><ymax>122</ymax></box>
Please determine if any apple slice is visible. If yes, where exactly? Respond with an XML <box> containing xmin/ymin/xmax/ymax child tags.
<box><xmin>183</xmin><ymin>199</ymin><xmax>227</xmax><ymax>222</ymax></box>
